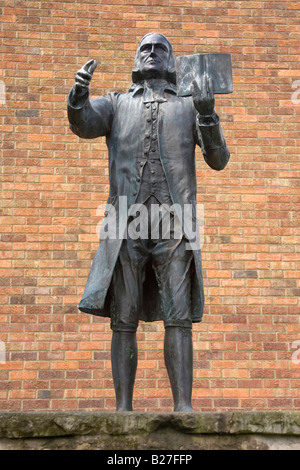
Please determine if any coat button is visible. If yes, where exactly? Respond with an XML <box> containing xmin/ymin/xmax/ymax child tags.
<box><xmin>136</xmin><ymin>177</ymin><xmax>140</xmax><ymax>182</ymax></box>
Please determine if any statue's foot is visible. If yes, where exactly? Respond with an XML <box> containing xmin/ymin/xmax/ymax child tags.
<box><xmin>116</xmin><ymin>404</ymin><xmax>133</xmax><ymax>412</ymax></box>
<box><xmin>173</xmin><ymin>403</ymin><xmax>194</xmax><ymax>412</ymax></box>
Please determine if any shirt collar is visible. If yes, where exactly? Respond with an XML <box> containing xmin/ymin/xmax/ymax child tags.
<box><xmin>130</xmin><ymin>79</ymin><xmax>177</xmax><ymax>102</ymax></box>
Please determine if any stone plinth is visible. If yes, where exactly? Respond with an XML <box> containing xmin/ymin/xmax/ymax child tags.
<box><xmin>1</xmin><ymin>411</ymin><xmax>300</xmax><ymax>450</ymax></box>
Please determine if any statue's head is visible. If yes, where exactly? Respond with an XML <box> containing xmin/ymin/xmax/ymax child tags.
<box><xmin>132</xmin><ymin>32</ymin><xmax>176</xmax><ymax>84</ymax></box>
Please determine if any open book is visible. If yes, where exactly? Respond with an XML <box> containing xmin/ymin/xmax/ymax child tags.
<box><xmin>176</xmin><ymin>53</ymin><xmax>233</xmax><ymax>96</ymax></box>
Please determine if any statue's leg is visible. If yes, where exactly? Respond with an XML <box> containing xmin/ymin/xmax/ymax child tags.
<box><xmin>111</xmin><ymin>330</ymin><xmax>137</xmax><ymax>411</ymax></box>
<box><xmin>152</xmin><ymin>229</ymin><xmax>194</xmax><ymax>412</ymax></box>
<box><xmin>164</xmin><ymin>326</ymin><xmax>194</xmax><ymax>412</ymax></box>
<box><xmin>109</xmin><ymin>237</ymin><xmax>146</xmax><ymax>412</ymax></box>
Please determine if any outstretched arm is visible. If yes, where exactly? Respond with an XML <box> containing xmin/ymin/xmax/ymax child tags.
<box><xmin>68</xmin><ymin>59</ymin><xmax>114</xmax><ymax>139</ymax></box>
<box><xmin>193</xmin><ymin>73</ymin><xmax>230</xmax><ymax>171</ymax></box>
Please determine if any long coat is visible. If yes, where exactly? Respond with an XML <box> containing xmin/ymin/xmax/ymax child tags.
<box><xmin>67</xmin><ymin>81</ymin><xmax>230</xmax><ymax>323</ymax></box>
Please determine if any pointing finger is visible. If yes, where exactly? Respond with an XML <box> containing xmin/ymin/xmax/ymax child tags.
<box><xmin>202</xmin><ymin>72</ymin><xmax>209</xmax><ymax>94</ymax></box>
<box><xmin>88</xmin><ymin>59</ymin><xmax>98</xmax><ymax>74</ymax></box>
<box><xmin>83</xmin><ymin>59</ymin><xmax>97</xmax><ymax>74</ymax></box>
<box><xmin>192</xmin><ymin>79</ymin><xmax>201</xmax><ymax>97</ymax></box>
<box><xmin>207</xmin><ymin>76</ymin><xmax>214</xmax><ymax>96</ymax></box>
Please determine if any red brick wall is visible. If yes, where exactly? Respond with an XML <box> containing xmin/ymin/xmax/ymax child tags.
<box><xmin>1</xmin><ymin>0</ymin><xmax>300</xmax><ymax>412</ymax></box>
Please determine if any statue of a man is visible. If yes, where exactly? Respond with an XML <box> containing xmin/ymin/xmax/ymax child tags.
<box><xmin>68</xmin><ymin>33</ymin><xmax>230</xmax><ymax>412</ymax></box>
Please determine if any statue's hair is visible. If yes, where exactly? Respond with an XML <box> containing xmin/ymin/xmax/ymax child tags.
<box><xmin>132</xmin><ymin>32</ymin><xmax>176</xmax><ymax>84</ymax></box>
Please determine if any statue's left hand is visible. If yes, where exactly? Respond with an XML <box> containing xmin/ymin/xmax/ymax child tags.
<box><xmin>192</xmin><ymin>73</ymin><xmax>215</xmax><ymax>117</ymax></box>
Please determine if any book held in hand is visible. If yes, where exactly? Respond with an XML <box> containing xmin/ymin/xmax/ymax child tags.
<box><xmin>176</xmin><ymin>53</ymin><xmax>233</xmax><ymax>96</ymax></box>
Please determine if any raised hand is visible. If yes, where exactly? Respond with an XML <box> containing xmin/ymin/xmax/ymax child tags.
<box><xmin>75</xmin><ymin>59</ymin><xmax>97</xmax><ymax>91</ymax></box>
<box><xmin>192</xmin><ymin>73</ymin><xmax>215</xmax><ymax>117</ymax></box>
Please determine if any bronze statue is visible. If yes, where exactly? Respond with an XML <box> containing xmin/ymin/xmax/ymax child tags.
<box><xmin>68</xmin><ymin>33</ymin><xmax>230</xmax><ymax>412</ymax></box>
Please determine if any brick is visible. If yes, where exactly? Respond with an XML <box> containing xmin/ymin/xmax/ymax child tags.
<box><xmin>0</xmin><ymin>1</ymin><xmax>299</xmax><ymax>414</ymax></box>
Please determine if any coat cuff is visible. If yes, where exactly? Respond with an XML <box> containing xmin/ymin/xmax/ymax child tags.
<box><xmin>196</xmin><ymin>111</ymin><xmax>219</xmax><ymax>127</ymax></box>
<box><xmin>196</xmin><ymin>112</ymin><xmax>226</xmax><ymax>151</ymax></box>
<box><xmin>68</xmin><ymin>85</ymin><xmax>89</xmax><ymax>110</ymax></box>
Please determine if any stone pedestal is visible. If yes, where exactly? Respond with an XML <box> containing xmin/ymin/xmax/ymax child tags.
<box><xmin>1</xmin><ymin>411</ymin><xmax>300</xmax><ymax>450</ymax></box>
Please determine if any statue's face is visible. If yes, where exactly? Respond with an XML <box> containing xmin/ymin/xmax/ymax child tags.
<box><xmin>138</xmin><ymin>33</ymin><xmax>170</xmax><ymax>79</ymax></box>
